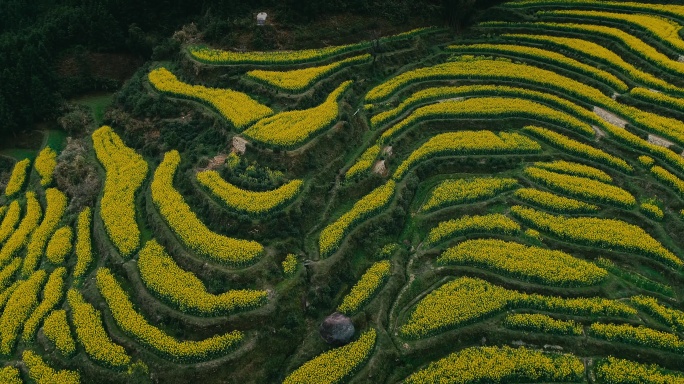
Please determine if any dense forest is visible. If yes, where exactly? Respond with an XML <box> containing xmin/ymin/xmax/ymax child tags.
<box><xmin>0</xmin><ymin>0</ymin><xmax>498</xmax><ymax>140</ymax></box>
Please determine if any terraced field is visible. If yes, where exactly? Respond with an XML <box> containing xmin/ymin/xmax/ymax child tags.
<box><xmin>3</xmin><ymin>2</ymin><xmax>684</xmax><ymax>382</ymax></box>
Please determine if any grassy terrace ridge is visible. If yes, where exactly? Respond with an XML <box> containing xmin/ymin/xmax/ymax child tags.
<box><xmin>187</xmin><ymin>27</ymin><xmax>440</xmax><ymax>65</ymax></box>
<box><xmin>5</xmin><ymin>3</ymin><xmax>684</xmax><ymax>383</ymax></box>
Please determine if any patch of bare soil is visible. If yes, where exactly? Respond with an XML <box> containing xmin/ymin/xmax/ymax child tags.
<box><xmin>648</xmin><ymin>134</ymin><xmax>674</xmax><ymax>148</ymax></box>
<box><xmin>194</xmin><ymin>153</ymin><xmax>228</xmax><ymax>173</ymax></box>
<box><xmin>372</xmin><ymin>159</ymin><xmax>387</xmax><ymax>176</ymax></box>
<box><xmin>593</xmin><ymin>106</ymin><xmax>627</xmax><ymax>128</ymax></box>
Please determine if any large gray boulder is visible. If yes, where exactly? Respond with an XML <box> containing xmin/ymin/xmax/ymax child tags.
<box><xmin>319</xmin><ymin>312</ymin><xmax>355</xmax><ymax>345</ymax></box>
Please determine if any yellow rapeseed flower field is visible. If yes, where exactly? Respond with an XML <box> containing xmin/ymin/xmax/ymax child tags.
<box><xmin>523</xmin><ymin>167</ymin><xmax>635</xmax><ymax>207</ymax></box>
<box><xmin>23</xmin><ymin>350</ymin><xmax>80</xmax><ymax>384</ymax></box>
<box><xmin>137</xmin><ymin>240</ymin><xmax>267</xmax><ymax>315</ymax></box>
<box><xmin>45</xmin><ymin>226</ymin><xmax>73</xmax><ymax>264</ymax></box>
<box><xmin>426</xmin><ymin>214</ymin><xmax>520</xmax><ymax>245</ymax></box>
<box><xmin>501</xmin><ymin>33</ymin><xmax>684</xmax><ymax>95</ymax></box>
<box><xmin>0</xmin><ymin>365</ymin><xmax>21</xmax><ymax>384</ymax></box>
<box><xmin>0</xmin><ymin>192</ymin><xmax>42</xmax><ymax>268</ymax></box>
<box><xmin>73</xmin><ymin>207</ymin><xmax>92</xmax><ymax>279</ymax></box>
<box><xmin>595</xmin><ymin>356</ymin><xmax>684</xmax><ymax>384</ymax></box>
<box><xmin>43</xmin><ymin>310</ymin><xmax>76</xmax><ymax>356</ymax></box>
<box><xmin>438</xmin><ymin>238</ymin><xmax>607</xmax><ymax>286</ymax></box>
<box><xmin>401</xmin><ymin>276</ymin><xmax>635</xmax><ymax>338</ymax></box>
<box><xmin>589</xmin><ymin>322</ymin><xmax>684</xmax><ymax>353</ymax></box>
<box><xmin>92</xmin><ymin>126</ymin><xmax>148</xmax><ymax>257</ymax></box>
<box><xmin>148</xmin><ymin>67</ymin><xmax>273</xmax><ymax>129</ymax></box>
<box><xmin>319</xmin><ymin>181</ymin><xmax>396</xmax><ymax>257</ymax></box>
<box><xmin>338</xmin><ymin>260</ymin><xmax>391</xmax><ymax>314</ymax></box>
<box><xmin>421</xmin><ymin>177</ymin><xmax>518</xmax><ymax>212</ymax></box>
<box><xmin>514</xmin><ymin>188</ymin><xmax>600</xmax><ymax>213</ymax></box>
<box><xmin>3</xmin><ymin>159</ymin><xmax>30</xmax><ymax>198</ymax></box>
<box><xmin>0</xmin><ymin>270</ymin><xmax>46</xmax><ymax>354</ymax></box>
<box><xmin>522</xmin><ymin>126</ymin><xmax>632</xmax><ymax>172</ymax></box>
<box><xmin>22</xmin><ymin>267</ymin><xmax>66</xmax><ymax>341</ymax></box>
<box><xmin>282</xmin><ymin>253</ymin><xmax>298</xmax><ymax>277</ymax></box>
<box><xmin>34</xmin><ymin>146</ymin><xmax>57</xmax><ymax>187</ymax></box>
<box><xmin>539</xmin><ymin>10</ymin><xmax>684</xmax><ymax>52</ymax></box>
<box><xmin>189</xmin><ymin>27</ymin><xmax>434</xmax><ymax>65</ymax></box>
<box><xmin>23</xmin><ymin>188</ymin><xmax>67</xmax><ymax>276</ymax></box>
<box><xmin>631</xmin><ymin>295</ymin><xmax>684</xmax><ymax>332</ymax></box>
<box><xmin>640</xmin><ymin>202</ymin><xmax>664</xmax><ymax>221</ymax></box>
<box><xmin>380</xmin><ymin>97</ymin><xmax>594</xmax><ymax>141</ymax></box>
<box><xmin>97</xmin><ymin>268</ymin><xmax>244</xmax><ymax>362</ymax></box>
<box><xmin>283</xmin><ymin>329</ymin><xmax>376</xmax><ymax>384</ymax></box>
<box><xmin>247</xmin><ymin>54</ymin><xmax>370</xmax><ymax>92</ymax></box>
<box><xmin>152</xmin><ymin>150</ymin><xmax>264</xmax><ymax>265</ymax></box>
<box><xmin>0</xmin><ymin>200</ymin><xmax>21</xmax><ymax>244</ymax></box>
<box><xmin>371</xmin><ymin>84</ymin><xmax>615</xmax><ymax>130</ymax></box>
<box><xmin>533</xmin><ymin>160</ymin><xmax>612</xmax><ymax>183</ymax></box>
<box><xmin>197</xmin><ymin>170</ymin><xmax>302</xmax><ymax>215</ymax></box>
<box><xmin>503</xmin><ymin>313</ymin><xmax>583</xmax><ymax>335</ymax></box>
<box><xmin>651</xmin><ymin>165</ymin><xmax>684</xmax><ymax>197</ymax></box>
<box><xmin>243</xmin><ymin>81</ymin><xmax>352</xmax><ymax>148</ymax></box>
<box><xmin>67</xmin><ymin>288</ymin><xmax>131</xmax><ymax>368</ymax></box>
<box><xmin>393</xmin><ymin>131</ymin><xmax>541</xmax><ymax>180</ymax></box>
<box><xmin>404</xmin><ymin>345</ymin><xmax>584</xmax><ymax>383</ymax></box>
<box><xmin>447</xmin><ymin>43</ymin><xmax>627</xmax><ymax>91</ymax></box>
<box><xmin>511</xmin><ymin>205</ymin><xmax>682</xmax><ymax>268</ymax></box>
<box><xmin>345</xmin><ymin>145</ymin><xmax>381</xmax><ymax>180</ymax></box>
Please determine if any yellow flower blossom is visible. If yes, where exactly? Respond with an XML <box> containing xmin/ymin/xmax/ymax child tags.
<box><xmin>197</xmin><ymin>170</ymin><xmax>302</xmax><ymax>215</ymax></box>
<box><xmin>92</xmin><ymin>126</ymin><xmax>148</xmax><ymax>257</ymax></box>
<box><xmin>152</xmin><ymin>150</ymin><xmax>263</xmax><ymax>265</ymax></box>
<box><xmin>137</xmin><ymin>240</ymin><xmax>267</xmax><ymax>315</ymax></box>
<box><xmin>338</xmin><ymin>260</ymin><xmax>391</xmax><ymax>314</ymax></box>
